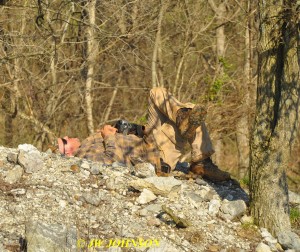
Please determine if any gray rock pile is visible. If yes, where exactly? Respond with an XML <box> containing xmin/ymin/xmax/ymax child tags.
<box><xmin>0</xmin><ymin>145</ymin><xmax>298</xmax><ymax>251</ymax></box>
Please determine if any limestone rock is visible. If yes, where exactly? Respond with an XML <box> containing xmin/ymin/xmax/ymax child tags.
<box><xmin>255</xmin><ymin>242</ymin><xmax>272</xmax><ymax>252</ymax></box>
<box><xmin>7</xmin><ymin>152</ymin><xmax>18</xmax><ymax>163</ymax></box>
<box><xmin>18</xmin><ymin>144</ymin><xmax>37</xmax><ymax>152</ymax></box>
<box><xmin>80</xmin><ymin>160</ymin><xmax>91</xmax><ymax>170</ymax></box>
<box><xmin>260</xmin><ymin>227</ymin><xmax>278</xmax><ymax>249</ymax></box>
<box><xmin>240</xmin><ymin>215</ymin><xmax>254</xmax><ymax>225</ymax></box>
<box><xmin>79</xmin><ymin>169</ymin><xmax>90</xmax><ymax>179</ymax></box>
<box><xmin>219</xmin><ymin>199</ymin><xmax>247</xmax><ymax>221</ymax></box>
<box><xmin>91</xmin><ymin>163</ymin><xmax>101</xmax><ymax>175</ymax></box>
<box><xmin>289</xmin><ymin>190</ymin><xmax>300</xmax><ymax>205</ymax></box>
<box><xmin>82</xmin><ymin>192</ymin><xmax>101</xmax><ymax>206</ymax></box>
<box><xmin>106</xmin><ymin>176</ymin><xmax>126</xmax><ymax>191</ymax></box>
<box><xmin>4</xmin><ymin>165</ymin><xmax>23</xmax><ymax>184</ymax></box>
<box><xmin>208</xmin><ymin>199</ymin><xmax>221</xmax><ymax>216</ymax></box>
<box><xmin>25</xmin><ymin>221</ymin><xmax>77</xmax><ymax>252</ymax></box>
<box><xmin>146</xmin><ymin>216</ymin><xmax>161</xmax><ymax>227</ymax></box>
<box><xmin>264</xmin><ymin>235</ymin><xmax>278</xmax><ymax>246</ymax></box>
<box><xmin>139</xmin><ymin>208</ymin><xmax>149</xmax><ymax>216</ymax></box>
<box><xmin>277</xmin><ymin>231</ymin><xmax>300</xmax><ymax>251</ymax></box>
<box><xmin>0</xmin><ymin>145</ymin><xmax>258</xmax><ymax>251</ymax></box>
<box><xmin>198</xmin><ymin>187</ymin><xmax>217</xmax><ymax>201</ymax></box>
<box><xmin>10</xmin><ymin>188</ymin><xmax>26</xmax><ymax>195</ymax></box>
<box><xmin>187</xmin><ymin>192</ymin><xmax>203</xmax><ymax>209</ymax></box>
<box><xmin>18</xmin><ymin>144</ymin><xmax>44</xmax><ymax>173</ymax></box>
<box><xmin>144</xmin><ymin>204</ymin><xmax>162</xmax><ymax>214</ymax></box>
<box><xmin>133</xmin><ymin>163</ymin><xmax>156</xmax><ymax>178</ymax></box>
<box><xmin>106</xmin><ymin>177</ymin><xmax>116</xmax><ymax>190</ymax></box>
<box><xmin>112</xmin><ymin>161</ymin><xmax>127</xmax><ymax>168</ymax></box>
<box><xmin>129</xmin><ymin>176</ymin><xmax>182</xmax><ymax>197</ymax></box>
<box><xmin>195</xmin><ymin>177</ymin><xmax>208</xmax><ymax>186</ymax></box>
<box><xmin>137</xmin><ymin>189</ymin><xmax>157</xmax><ymax>204</ymax></box>
<box><xmin>260</xmin><ymin>228</ymin><xmax>273</xmax><ymax>239</ymax></box>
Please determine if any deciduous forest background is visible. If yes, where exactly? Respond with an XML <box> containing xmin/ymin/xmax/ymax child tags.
<box><xmin>0</xmin><ymin>0</ymin><xmax>299</xmax><ymax>191</ymax></box>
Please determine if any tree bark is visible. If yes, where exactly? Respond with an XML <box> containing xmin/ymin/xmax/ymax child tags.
<box><xmin>236</xmin><ymin>116</ymin><xmax>249</xmax><ymax>177</ymax></box>
<box><xmin>208</xmin><ymin>0</ymin><xmax>226</xmax><ymax>166</ymax></box>
<box><xmin>85</xmin><ymin>0</ymin><xmax>97</xmax><ymax>134</ymax></box>
<box><xmin>1</xmin><ymin>4</ymin><xmax>25</xmax><ymax>147</ymax></box>
<box><xmin>236</xmin><ymin>0</ymin><xmax>252</xmax><ymax>177</ymax></box>
<box><xmin>250</xmin><ymin>0</ymin><xmax>299</xmax><ymax>236</ymax></box>
<box><xmin>152</xmin><ymin>1</ymin><xmax>167</xmax><ymax>88</ymax></box>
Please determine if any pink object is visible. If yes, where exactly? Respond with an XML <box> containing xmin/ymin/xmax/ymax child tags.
<box><xmin>57</xmin><ymin>136</ymin><xmax>81</xmax><ymax>156</ymax></box>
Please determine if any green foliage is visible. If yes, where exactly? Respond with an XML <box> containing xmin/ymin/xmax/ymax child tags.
<box><xmin>208</xmin><ymin>78</ymin><xmax>223</xmax><ymax>101</ymax></box>
<box><xmin>218</xmin><ymin>57</ymin><xmax>233</xmax><ymax>71</ymax></box>
<box><xmin>138</xmin><ymin>115</ymin><xmax>148</xmax><ymax>125</ymax></box>
<box><xmin>207</xmin><ymin>73</ymin><xmax>230</xmax><ymax>102</ymax></box>
<box><xmin>241</xmin><ymin>222</ymin><xmax>253</xmax><ymax>230</ymax></box>
<box><xmin>290</xmin><ymin>207</ymin><xmax>300</xmax><ymax>225</ymax></box>
<box><xmin>240</xmin><ymin>176</ymin><xmax>250</xmax><ymax>188</ymax></box>
<box><xmin>205</xmin><ymin>57</ymin><xmax>234</xmax><ymax>103</ymax></box>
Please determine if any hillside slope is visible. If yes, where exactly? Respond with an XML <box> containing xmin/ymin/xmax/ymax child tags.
<box><xmin>0</xmin><ymin>145</ymin><xmax>299</xmax><ymax>252</ymax></box>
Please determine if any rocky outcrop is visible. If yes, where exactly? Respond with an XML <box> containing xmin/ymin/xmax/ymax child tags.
<box><xmin>219</xmin><ymin>199</ymin><xmax>247</xmax><ymax>221</ymax></box>
<box><xmin>17</xmin><ymin>144</ymin><xmax>44</xmax><ymax>173</ymax></box>
<box><xmin>0</xmin><ymin>145</ymin><xmax>298</xmax><ymax>251</ymax></box>
<box><xmin>129</xmin><ymin>176</ymin><xmax>182</xmax><ymax>197</ymax></box>
<box><xmin>25</xmin><ymin>221</ymin><xmax>77</xmax><ymax>252</ymax></box>
<box><xmin>277</xmin><ymin>231</ymin><xmax>300</xmax><ymax>251</ymax></box>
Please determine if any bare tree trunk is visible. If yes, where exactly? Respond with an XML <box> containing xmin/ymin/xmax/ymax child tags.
<box><xmin>208</xmin><ymin>0</ymin><xmax>226</xmax><ymax>166</ymax></box>
<box><xmin>236</xmin><ymin>0</ymin><xmax>252</xmax><ymax>177</ymax></box>
<box><xmin>173</xmin><ymin>31</ymin><xmax>189</xmax><ymax>96</ymax></box>
<box><xmin>43</xmin><ymin>0</ymin><xmax>58</xmax><ymax>149</ymax></box>
<box><xmin>85</xmin><ymin>0</ymin><xmax>97</xmax><ymax>134</ymax></box>
<box><xmin>236</xmin><ymin>117</ymin><xmax>249</xmax><ymax>177</ymax></box>
<box><xmin>37</xmin><ymin>1</ymin><xmax>75</xmax><ymax>148</ymax></box>
<box><xmin>215</xmin><ymin>4</ymin><xmax>225</xmax><ymax>74</ymax></box>
<box><xmin>250</xmin><ymin>0</ymin><xmax>299</xmax><ymax>236</ymax></box>
<box><xmin>1</xmin><ymin>6</ymin><xmax>24</xmax><ymax>146</ymax></box>
<box><xmin>152</xmin><ymin>1</ymin><xmax>167</xmax><ymax>88</ymax></box>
